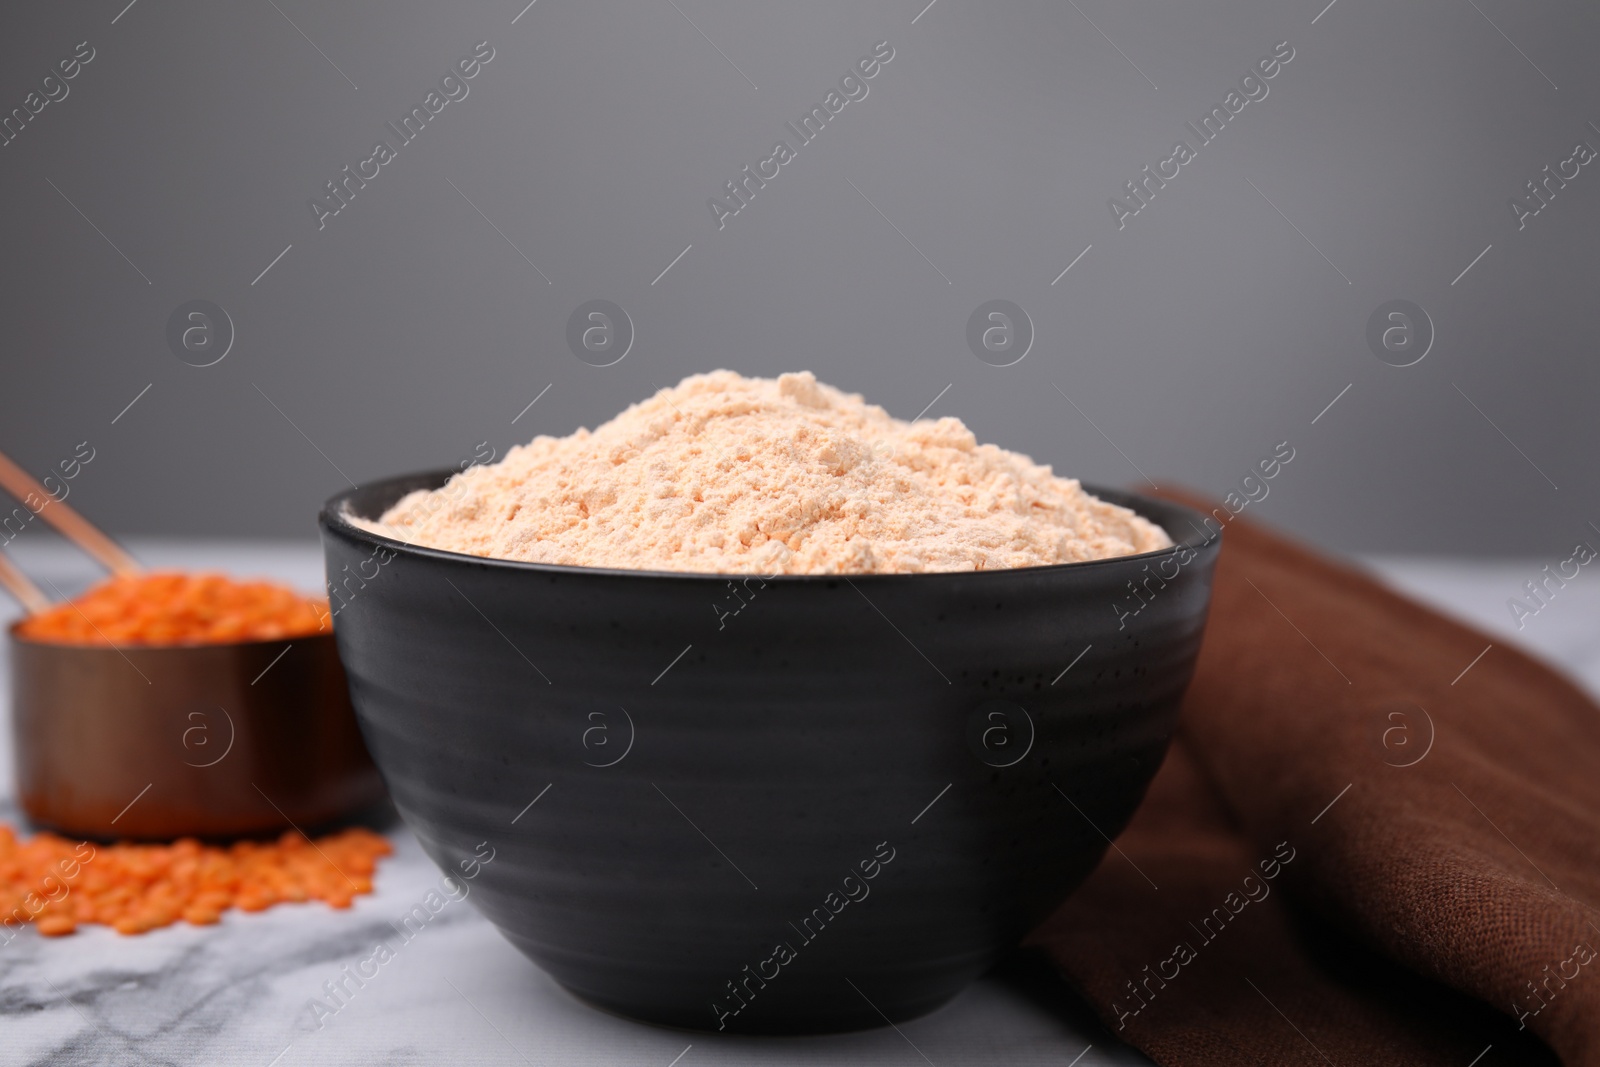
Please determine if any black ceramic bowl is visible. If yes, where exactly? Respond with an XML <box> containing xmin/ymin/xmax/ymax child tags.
<box><xmin>320</xmin><ymin>473</ymin><xmax>1218</xmax><ymax>1035</ymax></box>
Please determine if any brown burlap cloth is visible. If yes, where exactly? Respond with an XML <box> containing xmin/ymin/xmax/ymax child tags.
<box><xmin>1027</xmin><ymin>489</ymin><xmax>1600</xmax><ymax>1066</ymax></box>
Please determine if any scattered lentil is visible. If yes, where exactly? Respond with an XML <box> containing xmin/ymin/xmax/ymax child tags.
<box><xmin>0</xmin><ymin>824</ymin><xmax>390</xmax><ymax>937</ymax></box>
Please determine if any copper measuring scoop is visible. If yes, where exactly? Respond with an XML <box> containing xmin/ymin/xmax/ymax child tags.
<box><xmin>0</xmin><ymin>452</ymin><xmax>383</xmax><ymax>842</ymax></box>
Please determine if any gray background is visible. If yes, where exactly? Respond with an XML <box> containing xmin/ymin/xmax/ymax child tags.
<box><xmin>1</xmin><ymin>0</ymin><xmax>1595</xmax><ymax>554</ymax></box>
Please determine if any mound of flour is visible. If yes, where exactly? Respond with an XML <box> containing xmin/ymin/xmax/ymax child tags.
<box><xmin>363</xmin><ymin>371</ymin><xmax>1171</xmax><ymax>574</ymax></box>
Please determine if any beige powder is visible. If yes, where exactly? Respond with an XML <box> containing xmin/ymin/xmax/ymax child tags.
<box><xmin>361</xmin><ymin>371</ymin><xmax>1171</xmax><ymax>574</ymax></box>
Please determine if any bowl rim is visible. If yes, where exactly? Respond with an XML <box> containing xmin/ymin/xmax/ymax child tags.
<box><xmin>320</xmin><ymin>469</ymin><xmax>1221</xmax><ymax>585</ymax></box>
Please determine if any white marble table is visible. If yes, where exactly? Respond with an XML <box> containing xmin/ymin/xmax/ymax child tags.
<box><xmin>1</xmin><ymin>541</ymin><xmax>1594</xmax><ymax>1067</ymax></box>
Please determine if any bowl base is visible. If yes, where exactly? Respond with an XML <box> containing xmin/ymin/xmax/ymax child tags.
<box><xmin>561</xmin><ymin>981</ymin><xmax>963</xmax><ymax>1036</ymax></box>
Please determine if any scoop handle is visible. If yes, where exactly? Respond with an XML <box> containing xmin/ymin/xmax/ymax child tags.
<box><xmin>0</xmin><ymin>547</ymin><xmax>51</xmax><ymax>615</ymax></box>
<box><xmin>0</xmin><ymin>449</ymin><xmax>141</xmax><ymax>577</ymax></box>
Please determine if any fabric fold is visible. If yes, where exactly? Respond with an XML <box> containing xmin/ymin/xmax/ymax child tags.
<box><xmin>1029</xmin><ymin>488</ymin><xmax>1600</xmax><ymax>1066</ymax></box>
